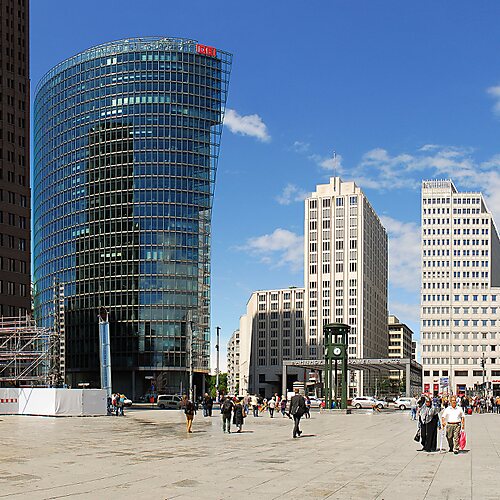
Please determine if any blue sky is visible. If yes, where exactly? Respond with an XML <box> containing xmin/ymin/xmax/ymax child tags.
<box><xmin>31</xmin><ymin>1</ymin><xmax>500</xmax><ymax>370</ymax></box>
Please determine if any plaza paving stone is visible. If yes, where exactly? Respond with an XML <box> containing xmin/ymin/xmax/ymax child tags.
<box><xmin>1</xmin><ymin>408</ymin><xmax>500</xmax><ymax>499</ymax></box>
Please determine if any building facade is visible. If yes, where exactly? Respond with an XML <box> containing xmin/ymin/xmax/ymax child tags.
<box><xmin>237</xmin><ymin>288</ymin><xmax>305</xmax><ymax>398</ymax></box>
<box><xmin>0</xmin><ymin>0</ymin><xmax>30</xmax><ymax>317</ymax></box>
<box><xmin>388</xmin><ymin>315</ymin><xmax>413</xmax><ymax>360</ymax></box>
<box><xmin>33</xmin><ymin>38</ymin><xmax>231</xmax><ymax>398</ymax></box>
<box><xmin>227</xmin><ymin>329</ymin><xmax>239</xmax><ymax>395</ymax></box>
<box><xmin>420</xmin><ymin>180</ymin><xmax>500</xmax><ymax>396</ymax></box>
<box><xmin>304</xmin><ymin>177</ymin><xmax>388</xmax><ymax>395</ymax></box>
<box><xmin>388</xmin><ymin>314</ymin><xmax>414</xmax><ymax>388</ymax></box>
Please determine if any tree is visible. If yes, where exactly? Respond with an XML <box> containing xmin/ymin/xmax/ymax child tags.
<box><xmin>206</xmin><ymin>373</ymin><xmax>227</xmax><ymax>398</ymax></box>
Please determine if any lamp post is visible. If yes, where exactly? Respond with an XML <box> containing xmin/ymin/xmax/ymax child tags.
<box><xmin>215</xmin><ymin>326</ymin><xmax>220</xmax><ymax>401</ymax></box>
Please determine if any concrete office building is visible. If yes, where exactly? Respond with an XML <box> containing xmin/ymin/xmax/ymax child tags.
<box><xmin>304</xmin><ymin>177</ymin><xmax>388</xmax><ymax>396</ymax></box>
<box><xmin>33</xmin><ymin>38</ymin><xmax>232</xmax><ymax>397</ymax></box>
<box><xmin>237</xmin><ymin>288</ymin><xmax>305</xmax><ymax>398</ymax></box>
<box><xmin>412</xmin><ymin>340</ymin><xmax>419</xmax><ymax>361</ymax></box>
<box><xmin>227</xmin><ymin>329</ymin><xmax>240</xmax><ymax>395</ymax></box>
<box><xmin>388</xmin><ymin>315</ymin><xmax>413</xmax><ymax>360</ymax></box>
<box><xmin>420</xmin><ymin>179</ymin><xmax>500</xmax><ymax>396</ymax></box>
<box><xmin>388</xmin><ymin>314</ymin><xmax>414</xmax><ymax>387</ymax></box>
<box><xmin>0</xmin><ymin>0</ymin><xmax>31</xmax><ymax>317</ymax></box>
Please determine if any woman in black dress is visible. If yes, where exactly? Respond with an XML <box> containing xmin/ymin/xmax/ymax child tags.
<box><xmin>419</xmin><ymin>397</ymin><xmax>439</xmax><ymax>452</ymax></box>
<box><xmin>233</xmin><ymin>398</ymin><xmax>245</xmax><ymax>433</ymax></box>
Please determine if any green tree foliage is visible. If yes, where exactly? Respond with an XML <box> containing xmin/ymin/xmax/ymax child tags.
<box><xmin>206</xmin><ymin>373</ymin><xmax>227</xmax><ymax>398</ymax></box>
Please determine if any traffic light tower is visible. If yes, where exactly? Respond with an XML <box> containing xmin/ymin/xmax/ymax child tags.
<box><xmin>324</xmin><ymin>323</ymin><xmax>350</xmax><ymax>410</ymax></box>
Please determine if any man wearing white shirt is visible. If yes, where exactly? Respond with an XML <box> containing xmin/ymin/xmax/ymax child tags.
<box><xmin>441</xmin><ymin>395</ymin><xmax>465</xmax><ymax>454</ymax></box>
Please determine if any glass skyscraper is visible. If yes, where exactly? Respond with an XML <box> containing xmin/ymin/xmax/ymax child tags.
<box><xmin>33</xmin><ymin>37</ymin><xmax>231</xmax><ymax>397</ymax></box>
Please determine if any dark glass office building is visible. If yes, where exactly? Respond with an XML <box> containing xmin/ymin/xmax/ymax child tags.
<box><xmin>0</xmin><ymin>0</ymin><xmax>31</xmax><ymax>318</ymax></box>
<box><xmin>33</xmin><ymin>38</ymin><xmax>231</xmax><ymax>397</ymax></box>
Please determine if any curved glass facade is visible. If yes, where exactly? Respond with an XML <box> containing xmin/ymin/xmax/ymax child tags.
<box><xmin>33</xmin><ymin>37</ymin><xmax>231</xmax><ymax>396</ymax></box>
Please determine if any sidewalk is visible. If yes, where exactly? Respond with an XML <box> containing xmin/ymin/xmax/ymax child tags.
<box><xmin>0</xmin><ymin>410</ymin><xmax>499</xmax><ymax>499</ymax></box>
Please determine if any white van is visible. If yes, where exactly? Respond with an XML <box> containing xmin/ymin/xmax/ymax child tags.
<box><xmin>157</xmin><ymin>394</ymin><xmax>182</xmax><ymax>409</ymax></box>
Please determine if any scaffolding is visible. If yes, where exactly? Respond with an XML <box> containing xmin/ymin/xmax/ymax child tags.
<box><xmin>0</xmin><ymin>315</ymin><xmax>60</xmax><ymax>386</ymax></box>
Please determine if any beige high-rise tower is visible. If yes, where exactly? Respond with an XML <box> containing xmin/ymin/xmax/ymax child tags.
<box><xmin>304</xmin><ymin>177</ymin><xmax>388</xmax><ymax>395</ymax></box>
<box><xmin>420</xmin><ymin>180</ymin><xmax>500</xmax><ymax>396</ymax></box>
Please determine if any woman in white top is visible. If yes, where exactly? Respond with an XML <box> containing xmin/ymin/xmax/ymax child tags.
<box><xmin>441</xmin><ymin>395</ymin><xmax>465</xmax><ymax>454</ymax></box>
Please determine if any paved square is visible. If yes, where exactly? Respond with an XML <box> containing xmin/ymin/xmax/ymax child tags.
<box><xmin>1</xmin><ymin>409</ymin><xmax>500</xmax><ymax>499</ymax></box>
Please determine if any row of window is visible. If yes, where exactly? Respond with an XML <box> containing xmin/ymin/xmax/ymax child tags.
<box><xmin>0</xmin><ymin>211</ymin><xmax>27</xmax><ymax>227</ymax></box>
<box><xmin>0</xmin><ymin>234</ymin><xmax>26</xmax><ymax>250</ymax></box>
<box><xmin>0</xmin><ymin>280</ymin><xmax>27</xmax><ymax>296</ymax></box>
<box><xmin>423</xmin><ymin>358</ymin><xmax>498</xmax><ymax>365</ymax></box>
<box><xmin>424</xmin><ymin>369</ymin><xmax>500</xmax><ymax>377</ymax></box>
<box><xmin>422</xmin><ymin>331</ymin><xmax>497</xmax><ymax>340</ymax></box>
<box><xmin>423</xmin><ymin>197</ymin><xmax>480</xmax><ymax>205</ymax></box>
<box><xmin>0</xmin><ymin>189</ymin><xmax>28</xmax><ymax>205</ymax></box>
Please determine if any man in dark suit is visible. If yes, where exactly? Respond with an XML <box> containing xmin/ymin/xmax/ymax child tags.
<box><xmin>289</xmin><ymin>388</ymin><xmax>306</xmax><ymax>438</ymax></box>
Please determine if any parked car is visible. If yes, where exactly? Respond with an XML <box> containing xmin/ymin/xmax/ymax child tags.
<box><xmin>394</xmin><ymin>397</ymin><xmax>414</xmax><ymax>410</ymax></box>
<box><xmin>351</xmin><ymin>396</ymin><xmax>388</xmax><ymax>409</ymax></box>
<box><xmin>308</xmin><ymin>397</ymin><xmax>323</xmax><ymax>408</ymax></box>
<box><xmin>157</xmin><ymin>394</ymin><xmax>182</xmax><ymax>409</ymax></box>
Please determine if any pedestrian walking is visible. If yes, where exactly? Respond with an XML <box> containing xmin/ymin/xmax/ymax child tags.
<box><xmin>203</xmin><ymin>393</ymin><xmax>213</xmax><ymax>417</ymax></box>
<box><xmin>268</xmin><ymin>397</ymin><xmax>276</xmax><ymax>418</ymax></box>
<box><xmin>221</xmin><ymin>395</ymin><xmax>234</xmax><ymax>433</ymax></box>
<box><xmin>441</xmin><ymin>395</ymin><xmax>465</xmax><ymax>454</ymax></box>
<box><xmin>410</xmin><ymin>396</ymin><xmax>417</xmax><ymax>420</ymax></box>
<box><xmin>289</xmin><ymin>388</ymin><xmax>306</xmax><ymax>438</ymax></box>
<box><xmin>418</xmin><ymin>397</ymin><xmax>439</xmax><ymax>452</ymax></box>
<box><xmin>251</xmin><ymin>394</ymin><xmax>259</xmax><ymax>417</ymax></box>
<box><xmin>232</xmin><ymin>398</ymin><xmax>246</xmax><ymax>432</ymax></box>
<box><xmin>304</xmin><ymin>396</ymin><xmax>311</xmax><ymax>419</ymax></box>
<box><xmin>280</xmin><ymin>398</ymin><xmax>287</xmax><ymax>417</ymax></box>
<box><xmin>243</xmin><ymin>394</ymin><xmax>250</xmax><ymax>416</ymax></box>
<box><xmin>181</xmin><ymin>394</ymin><xmax>196</xmax><ymax>433</ymax></box>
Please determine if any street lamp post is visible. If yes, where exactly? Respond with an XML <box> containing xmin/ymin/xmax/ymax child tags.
<box><xmin>215</xmin><ymin>326</ymin><xmax>220</xmax><ymax>401</ymax></box>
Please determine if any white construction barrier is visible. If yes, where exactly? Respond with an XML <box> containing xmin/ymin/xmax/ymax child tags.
<box><xmin>0</xmin><ymin>388</ymin><xmax>106</xmax><ymax>416</ymax></box>
<box><xmin>0</xmin><ymin>388</ymin><xmax>19</xmax><ymax>414</ymax></box>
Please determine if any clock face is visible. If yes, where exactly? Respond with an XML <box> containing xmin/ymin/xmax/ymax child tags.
<box><xmin>333</xmin><ymin>347</ymin><xmax>342</xmax><ymax>356</ymax></box>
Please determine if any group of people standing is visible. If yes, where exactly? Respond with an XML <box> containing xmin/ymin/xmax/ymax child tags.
<box><xmin>180</xmin><ymin>388</ymin><xmax>309</xmax><ymax>438</ymax></box>
<box><xmin>247</xmin><ymin>393</ymin><xmax>311</xmax><ymax>419</ymax></box>
<box><xmin>108</xmin><ymin>393</ymin><xmax>126</xmax><ymax>416</ymax></box>
<box><xmin>417</xmin><ymin>395</ymin><xmax>465</xmax><ymax>454</ymax></box>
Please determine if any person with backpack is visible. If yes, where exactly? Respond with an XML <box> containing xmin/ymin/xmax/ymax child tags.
<box><xmin>221</xmin><ymin>396</ymin><xmax>234</xmax><ymax>433</ymax></box>
<box><xmin>181</xmin><ymin>394</ymin><xmax>196</xmax><ymax>433</ymax></box>
<box><xmin>289</xmin><ymin>388</ymin><xmax>306</xmax><ymax>438</ymax></box>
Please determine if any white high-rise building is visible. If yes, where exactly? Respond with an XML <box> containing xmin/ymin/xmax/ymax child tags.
<box><xmin>420</xmin><ymin>180</ymin><xmax>500</xmax><ymax>396</ymax></box>
<box><xmin>227</xmin><ymin>330</ymin><xmax>240</xmax><ymax>395</ymax></box>
<box><xmin>304</xmin><ymin>177</ymin><xmax>388</xmax><ymax>395</ymax></box>
<box><xmin>236</xmin><ymin>287</ymin><xmax>305</xmax><ymax>398</ymax></box>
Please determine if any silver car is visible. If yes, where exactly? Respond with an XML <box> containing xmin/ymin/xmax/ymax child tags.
<box><xmin>394</xmin><ymin>397</ymin><xmax>414</xmax><ymax>410</ymax></box>
<box><xmin>351</xmin><ymin>396</ymin><xmax>388</xmax><ymax>409</ymax></box>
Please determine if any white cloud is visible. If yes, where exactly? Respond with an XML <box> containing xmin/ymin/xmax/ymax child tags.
<box><xmin>322</xmin><ymin>144</ymin><xmax>500</xmax><ymax>221</ymax></box>
<box><xmin>316</xmin><ymin>152</ymin><xmax>344</xmax><ymax>173</ymax></box>
<box><xmin>276</xmin><ymin>183</ymin><xmax>309</xmax><ymax>205</ymax></box>
<box><xmin>237</xmin><ymin>228</ymin><xmax>304</xmax><ymax>272</ymax></box>
<box><xmin>292</xmin><ymin>141</ymin><xmax>310</xmax><ymax>153</ymax></box>
<box><xmin>380</xmin><ymin>215</ymin><xmax>421</xmax><ymax>294</ymax></box>
<box><xmin>224</xmin><ymin>108</ymin><xmax>270</xmax><ymax>142</ymax></box>
<box><xmin>487</xmin><ymin>85</ymin><xmax>500</xmax><ymax>115</ymax></box>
